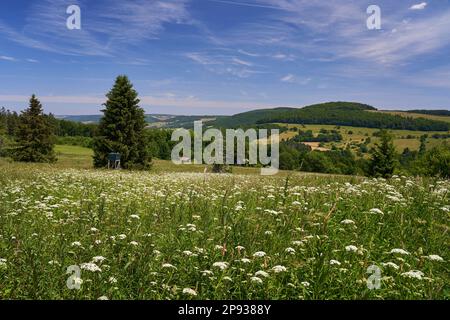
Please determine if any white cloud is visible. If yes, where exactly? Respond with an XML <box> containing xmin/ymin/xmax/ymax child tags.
<box><xmin>232</xmin><ymin>58</ymin><xmax>253</xmax><ymax>67</ymax></box>
<box><xmin>410</xmin><ymin>2</ymin><xmax>427</xmax><ymax>10</ymax></box>
<box><xmin>281</xmin><ymin>74</ymin><xmax>295</xmax><ymax>83</ymax></box>
<box><xmin>0</xmin><ymin>0</ymin><xmax>192</xmax><ymax>57</ymax></box>
<box><xmin>0</xmin><ymin>55</ymin><xmax>16</xmax><ymax>61</ymax></box>
<box><xmin>0</xmin><ymin>94</ymin><xmax>281</xmax><ymax>111</ymax></box>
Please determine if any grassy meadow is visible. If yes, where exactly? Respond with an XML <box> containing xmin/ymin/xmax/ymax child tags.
<box><xmin>0</xmin><ymin>146</ymin><xmax>448</xmax><ymax>300</ymax></box>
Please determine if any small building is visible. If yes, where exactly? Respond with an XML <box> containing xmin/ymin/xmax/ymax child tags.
<box><xmin>107</xmin><ymin>153</ymin><xmax>121</xmax><ymax>169</ymax></box>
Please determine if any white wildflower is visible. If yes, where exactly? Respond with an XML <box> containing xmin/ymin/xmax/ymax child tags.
<box><xmin>212</xmin><ymin>262</ymin><xmax>229</xmax><ymax>270</ymax></box>
<box><xmin>401</xmin><ymin>270</ymin><xmax>424</xmax><ymax>280</ymax></box>
<box><xmin>369</xmin><ymin>208</ymin><xmax>384</xmax><ymax>215</ymax></box>
<box><xmin>182</xmin><ymin>288</ymin><xmax>197</xmax><ymax>296</ymax></box>
<box><xmin>330</xmin><ymin>259</ymin><xmax>341</xmax><ymax>266</ymax></box>
<box><xmin>80</xmin><ymin>262</ymin><xmax>102</xmax><ymax>272</ymax></box>
<box><xmin>381</xmin><ymin>262</ymin><xmax>399</xmax><ymax>270</ymax></box>
<box><xmin>91</xmin><ymin>256</ymin><xmax>106</xmax><ymax>263</ymax></box>
<box><xmin>426</xmin><ymin>255</ymin><xmax>444</xmax><ymax>262</ymax></box>
<box><xmin>253</xmin><ymin>251</ymin><xmax>266</xmax><ymax>258</ymax></box>
<box><xmin>285</xmin><ymin>247</ymin><xmax>296</xmax><ymax>254</ymax></box>
<box><xmin>390</xmin><ymin>248</ymin><xmax>410</xmax><ymax>255</ymax></box>
<box><xmin>272</xmin><ymin>265</ymin><xmax>287</xmax><ymax>273</ymax></box>
<box><xmin>255</xmin><ymin>270</ymin><xmax>269</xmax><ymax>278</ymax></box>
<box><xmin>251</xmin><ymin>276</ymin><xmax>263</xmax><ymax>284</ymax></box>
<box><xmin>345</xmin><ymin>245</ymin><xmax>358</xmax><ymax>253</ymax></box>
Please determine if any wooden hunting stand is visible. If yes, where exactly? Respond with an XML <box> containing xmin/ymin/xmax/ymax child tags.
<box><xmin>107</xmin><ymin>153</ymin><xmax>121</xmax><ymax>169</ymax></box>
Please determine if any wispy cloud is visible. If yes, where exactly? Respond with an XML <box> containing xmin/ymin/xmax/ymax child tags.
<box><xmin>410</xmin><ymin>2</ymin><xmax>427</xmax><ymax>10</ymax></box>
<box><xmin>0</xmin><ymin>94</ymin><xmax>281</xmax><ymax>111</ymax></box>
<box><xmin>0</xmin><ymin>0</ymin><xmax>192</xmax><ymax>57</ymax></box>
<box><xmin>0</xmin><ymin>55</ymin><xmax>16</xmax><ymax>62</ymax></box>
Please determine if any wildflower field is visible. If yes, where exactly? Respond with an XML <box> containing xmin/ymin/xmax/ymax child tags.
<box><xmin>0</xmin><ymin>164</ymin><xmax>448</xmax><ymax>300</ymax></box>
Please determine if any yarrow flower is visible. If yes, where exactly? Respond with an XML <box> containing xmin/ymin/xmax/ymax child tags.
<box><xmin>162</xmin><ymin>263</ymin><xmax>177</xmax><ymax>270</ymax></box>
<box><xmin>401</xmin><ymin>270</ymin><xmax>424</xmax><ymax>280</ymax></box>
<box><xmin>109</xmin><ymin>277</ymin><xmax>118</xmax><ymax>284</ymax></box>
<box><xmin>345</xmin><ymin>245</ymin><xmax>358</xmax><ymax>253</ymax></box>
<box><xmin>251</xmin><ymin>276</ymin><xmax>263</xmax><ymax>284</ymax></box>
<box><xmin>98</xmin><ymin>296</ymin><xmax>109</xmax><ymax>300</ymax></box>
<box><xmin>255</xmin><ymin>270</ymin><xmax>269</xmax><ymax>278</ymax></box>
<box><xmin>426</xmin><ymin>254</ymin><xmax>444</xmax><ymax>262</ymax></box>
<box><xmin>285</xmin><ymin>247</ymin><xmax>296</xmax><ymax>254</ymax></box>
<box><xmin>330</xmin><ymin>259</ymin><xmax>341</xmax><ymax>266</ymax></box>
<box><xmin>80</xmin><ymin>262</ymin><xmax>102</xmax><ymax>272</ymax></box>
<box><xmin>381</xmin><ymin>262</ymin><xmax>399</xmax><ymax>270</ymax></box>
<box><xmin>301</xmin><ymin>281</ymin><xmax>310</xmax><ymax>287</ymax></box>
<box><xmin>272</xmin><ymin>265</ymin><xmax>287</xmax><ymax>273</ymax></box>
<box><xmin>212</xmin><ymin>262</ymin><xmax>229</xmax><ymax>270</ymax></box>
<box><xmin>253</xmin><ymin>251</ymin><xmax>266</xmax><ymax>258</ymax></box>
<box><xmin>341</xmin><ymin>219</ymin><xmax>355</xmax><ymax>225</ymax></box>
<box><xmin>369</xmin><ymin>208</ymin><xmax>384</xmax><ymax>215</ymax></box>
<box><xmin>241</xmin><ymin>258</ymin><xmax>251</xmax><ymax>264</ymax></box>
<box><xmin>390</xmin><ymin>248</ymin><xmax>410</xmax><ymax>255</ymax></box>
<box><xmin>91</xmin><ymin>256</ymin><xmax>106</xmax><ymax>263</ymax></box>
<box><xmin>182</xmin><ymin>288</ymin><xmax>197</xmax><ymax>296</ymax></box>
<box><xmin>129</xmin><ymin>241</ymin><xmax>139</xmax><ymax>246</ymax></box>
<box><xmin>129</xmin><ymin>214</ymin><xmax>140</xmax><ymax>220</ymax></box>
<box><xmin>0</xmin><ymin>258</ymin><xmax>7</xmax><ymax>268</ymax></box>
<box><xmin>71</xmin><ymin>241</ymin><xmax>82</xmax><ymax>247</ymax></box>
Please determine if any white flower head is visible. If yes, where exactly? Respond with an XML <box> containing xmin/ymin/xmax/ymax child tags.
<box><xmin>401</xmin><ymin>270</ymin><xmax>424</xmax><ymax>280</ymax></box>
<box><xmin>212</xmin><ymin>262</ymin><xmax>229</xmax><ymax>270</ymax></box>
<box><xmin>381</xmin><ymin>262</ymin><xmax>399</xmax><ymax>270</ymax></box>
<box><xmin>330</xmin><ymin>259</ymin><xmax>341</xmax><ymax>266</ymax></box>
<box><xmin>426</xmin><ymin>255</ymin><xmax>444</xmax><ymax>262</ymax></box>
<box><xmin>255</xmin><ymin>270</ymin><xmax>269</xmax><ymax>278</ymax></box>
<box><xmin>80</xmin><ymin>262</ymin><xmax>102</xmax><ymax>272</ymax></box>
<box><xmin>345</xmin><ymin>245</ymin><xmax>358</xmax><ymax>253</ymax></box>
<box><xmin>369</xmin><ymin>208</ymin><xmax>384</xmax><ymax>215</ymax></box>
<box><xmin>390</xmin><ymin>248</ymin><xmax>410</xmax><ymax>255</ymax></box>
<box><xmin>182</xmin><ymin>288</ymin><xmax>197</xmax><ymax>296</ymax></box>
<box><xmin>253</xmin><ymin>251</ymin><xmax>266</xmax><ymax>258</ymax></box>
<box><xmin>285</xmin><ymin>247</ymin><xmax>296</xmax><ymax>254</ymax></box>
<box><xmin>92</xmin><ymin>256</ymin><xmax>106</xmax><ymax>263</ymax></box>
<box><xmin>251</xmin><ymin>276</ymin><xmax>263</xmax><ymax>284</ymax></box>
<box><xmin>272</xmin><ymin>265</ymin><xmax>287</xmax><ymax>273</ymax></box>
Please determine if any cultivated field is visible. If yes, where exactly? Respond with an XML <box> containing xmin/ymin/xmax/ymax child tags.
<box><xmin>0</xmin><ymin>153</ymin><xmax>448</xmax><ymax>299</ymax></box>
<box><xmin>277</xmin><ymin>124</ymin><xmax>450</xmax><ymax>153</ymax></box>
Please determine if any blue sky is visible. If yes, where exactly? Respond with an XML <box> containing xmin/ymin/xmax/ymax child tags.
<box><xmin>0</xmin><ymin>0</ymin><xmax>449</xmax><ymax>115</ymax></box>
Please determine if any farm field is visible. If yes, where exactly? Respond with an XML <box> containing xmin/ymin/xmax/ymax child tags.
<box><xmin>0</xmin><ymin>151</ymin><xmax>448</xmax><ymax>300</ymax></box>
<box><xmin>276</xmin><ymin>124</ymin><xmax>450</xmax><ymax>152</ymax></box>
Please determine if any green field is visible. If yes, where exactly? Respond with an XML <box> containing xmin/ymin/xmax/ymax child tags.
<box><xmin>277</xmin><ymin>124</ymin><xmax>450</xmax><ymax>153</ymax></box>
<box><xmin>0</xmin><ymin>146</ymin><xmax>448</xmax><ymax>300</ymax></box>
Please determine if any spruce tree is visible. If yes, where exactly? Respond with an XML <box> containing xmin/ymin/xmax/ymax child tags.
<box><xmin>369</xmin><ymin>130</ymin><xmax>397</xmax><ymax>178</ymax></box>
<box><xmin>13</xmin><ymin>95</ymin><xmax>56</xmax><ymax>163</ymax></box>
<box><xmin>93</xmin><ymin>75</ymin><xmax>151</xmax><ymax>169</ymax></box>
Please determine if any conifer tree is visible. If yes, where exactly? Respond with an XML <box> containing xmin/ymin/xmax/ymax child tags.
<box><xmin>13</xmin><ymin>95</ymin><xmax>56</xmax><ymax>163</ymax></box>
<box><xmin>369</xmin><ymin>130</ymin><xmax>397</xmax><ymax>178</ymax></box>
<box><xmin>93</xmin><ymin>75</ymin><xmax>151</xmax><ymax>169</ymax></box>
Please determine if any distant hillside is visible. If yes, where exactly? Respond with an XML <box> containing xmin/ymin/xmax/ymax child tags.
<box><xmin>407</xmin><ymin>110</ymin><xmax>450</xmax><ymax>116</ymax></box>
<box><xmin>255</xmin><ymin>102</ymin><xmax>449</xmax><ymax>131</ymax></box>
<box><xmin>57</xmin><ymin>102</ymin><xmax>450</xmax><ymax>131</ymax></box>
<box><xmin>212</xmin><ymin>107</ymin><xmax>296</xmax><ymax>127</ymax></box>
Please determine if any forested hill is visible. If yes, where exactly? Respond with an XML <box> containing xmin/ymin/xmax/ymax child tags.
<box><xmin>213</xmin><ymin>102</ymin><xmax>450</xmax><ymax>131</ymax></box>
<box><xmin>212</xmin><ymin>107</ymin><xmax>295</xmax><ymax>128</ymax></box>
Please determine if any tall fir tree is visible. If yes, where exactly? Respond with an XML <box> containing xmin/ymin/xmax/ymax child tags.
<box><xmin>13</xmin><ymin>95</ymin><xmax>56</xmax><ymax>163</ymax></box>
<box><xmin>93</xmin><ymin>75</ymin><xmax>151</xmax><ymax>169</ymax></box>
<box><xmin>369</xmin><ymin>130</ymin><xmax>397</xmax><ymax>178</ymax></box>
